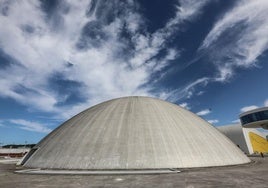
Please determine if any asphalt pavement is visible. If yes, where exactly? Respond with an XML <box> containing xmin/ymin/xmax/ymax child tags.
<box><xmin>0</xmin><ymin>157</ymin><xmax>267</xmax><ymax>188</ymax></box>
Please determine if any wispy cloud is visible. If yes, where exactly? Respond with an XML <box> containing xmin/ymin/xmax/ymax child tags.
<box><xmin>9</xmin><ymin>119</ymin><xmax>52</xmax><ymax>133</ymax></box>
<box><xmin>240</xmin><ymin>105</ymin><xmax>258</xmax><ymax>113</ymax></box>
<box><xmin>196</xmin><ymin>109</ymin><xmax>211</xmax><ymax>116</ymax></box>
<box><xmin>165</xmin><ymin>77</ymin><xmax>209</xmax><ymax>102</ymax></box>
<box><xmin>200</xmin><ymin>0</ymin><xmax>268</xmax><ymax>82</ymax></box>
<box><xmin>196</xmin><ymin>91</ymin><xmax>205</xmax><ymax>96</ymax></box>
<box><xmin>208</xmin><ymin>119</ymin><xmax>219</xmax><ymax>124</ymax></box>
<box><xmin>0</xmin><ymin>0</ymin><xmax>210</xmax><ymax>119</ymax></box>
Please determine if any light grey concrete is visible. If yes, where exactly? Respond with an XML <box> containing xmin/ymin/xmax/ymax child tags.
<box><xmin>23</xmin><ymin>96</ymin><xmax>250</xmax><ymax>169</ymax></box>
<box><xmin>217</xmin><ymin>124</ymin><xmax>249</xmax><ymax>154</ymax></box>
<box><xmin>242</xmin><ymin>120</ymin><xmax>268</xmax><ymax>129</ymax></box>
<box><xmin>16</xmin><ymin>169</ymin><xmax>181</xmax><ymax>175</ymax></box>
<box><xmin>0</xmin><ymin>158</ymin><xmax>21</xmax><ymax>164</ymax></box>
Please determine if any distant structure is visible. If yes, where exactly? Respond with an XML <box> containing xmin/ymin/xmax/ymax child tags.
<box><xmin>21</xmin><ymin>96</ymin><xmax>249</xmax><ymax>170</ymax></box>
<box><xmin>239</xmin><ymin>107</ymin><xmax>268</xmax><ymax>129</ymax></box>
<box><xmin>217</xmin><ymin>107</ymin><xmax>268</xmax><ymax>154</ymax></box>
<box><xmin>0</xmin><ymin>144</ymin><xmax>33</xmax><ymax>158</ymax></box>
<box><xmin>2</xmin><ymin>144</ymin><xmax>35</xmax><ymax>149</ymax></box>
<box><xmin>0</xmin><ymin>148</ymin><xmax>30</xmax><ymax>158</ymax></box>
<box><xmin>218</xmin><ymin>124</ymin><xmax>268</xmax><ymax>154</ymax></box>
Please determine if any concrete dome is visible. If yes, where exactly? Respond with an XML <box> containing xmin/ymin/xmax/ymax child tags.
<box><xmin>23</xmin><ymin>96</ymin><xmax>250</xmax><ymax>169</ymax></box>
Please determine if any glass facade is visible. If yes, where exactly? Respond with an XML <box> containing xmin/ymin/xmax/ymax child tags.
<box><xmin>240</xmin><ymin>110</ymin><xmax>268</xmax><ymax>125</ymax></box>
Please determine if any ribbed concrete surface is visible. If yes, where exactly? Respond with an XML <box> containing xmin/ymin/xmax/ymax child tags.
<box><xmin>23</xmin><ymin>96</ymin><xmax>250</xmax><ymax>169</ymax></box>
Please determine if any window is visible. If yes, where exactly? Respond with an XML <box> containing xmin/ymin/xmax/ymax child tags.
<box><xmin>240</xmin><ymin>110</ymin><xmax>268</xmax><ymax>125</ymax></box>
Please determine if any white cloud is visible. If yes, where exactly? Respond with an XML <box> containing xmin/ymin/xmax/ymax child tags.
<box><xmin>175</xmin><ymin>0</ymin><xmax>210</xmax><ymax>21</ymax></box>
<box><xmin>200</xmin><ymin>0</ymin><xmax>268</xmax><ymax>82</ymax></box>
<box><xmin>196</xmin><ymin>109</ymin><xmax>211</xmax><ymax>116</ymax></box>
<box><xmin>239</xmin><ymin>99</ymin><xmax>268</xmax><ymax>114</ymax></box>
<box><xmin>240</xmin><ymin>105</ymin><xmax>258</xmax><ymax>113</ymax></box>
<box><xmin>9</xmin><ymin>119</ymin><xmax>52</xmax><ymax>133</ymax></box>
<box><xmin>232</xmin><ymin>119</ymin><xmax>241</xmax><ymax>123</ymax></box>
<box><xmin>0</xmin><ymin>0</ymin><xmax>210</xmax><ymax>119</ymax></box>
<box><xmin>0</xmin><ymin>120</ymin><xmax>4</xmax><ymax>127</ymax></box>
<box><xmin>179</xmin><ymin>102</ymin><xmax>190</xmax><ymax>110</ymax></box>
<box><xmin>208</xmin><ymin>119</ymin><xmax>219</xmax><ymax>124</ymax></box>
<box><xmin>264</xmin><ymin>99</ymin><xmax>268</xmax><ymax>107</ymax></box>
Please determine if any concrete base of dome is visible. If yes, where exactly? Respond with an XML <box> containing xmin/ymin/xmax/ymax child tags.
<box><xmin>15</xmin><ymin>168</ymin><xmax>181</xmax><ymax>175</ymax></box>
<box><xmin>2</xmin><ymin>157</ymin><xmax>267</xmax><ymax>187</ymax></box>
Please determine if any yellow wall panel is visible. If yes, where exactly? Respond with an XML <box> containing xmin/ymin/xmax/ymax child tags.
<box><xmin>249</xmin><ymin>132</ymin><xmax>268</xmax><ymax>153</ymax></box>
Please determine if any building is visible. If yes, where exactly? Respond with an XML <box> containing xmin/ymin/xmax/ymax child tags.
<box><xmin>217</xmin><ymin>107</ymin><xmax>268</xmax><ymax>154</ymax></box>
<box><xmin>218</xmin><ymin>125</ymin><xmax>268</xmax><ymax>155</ymax></box>
<box><xmin>0</xmin><ymin>148</ymin><xmax>30</xmax><ymax>158</ymax></box>
<box><xmin>21</xmin><ymin>96</ymin><xmax>249</xmax><ymax>170</ymax></box>
<box><xmin>239</xmin><ymin>107</ymin><xmax>268</xmax><ymax>129</ymax></box>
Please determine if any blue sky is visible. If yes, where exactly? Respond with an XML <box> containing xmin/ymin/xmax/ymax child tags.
<box><xmin>0</xmin><ymin>0</ymin><xmax>268</xmax><ymax>145</ymax></box>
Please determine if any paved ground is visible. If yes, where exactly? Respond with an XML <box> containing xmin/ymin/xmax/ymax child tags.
<box><xmin>0</xmin><ymin>157</ymin><xmax>268</xmax><ymax>188</ymax></box>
